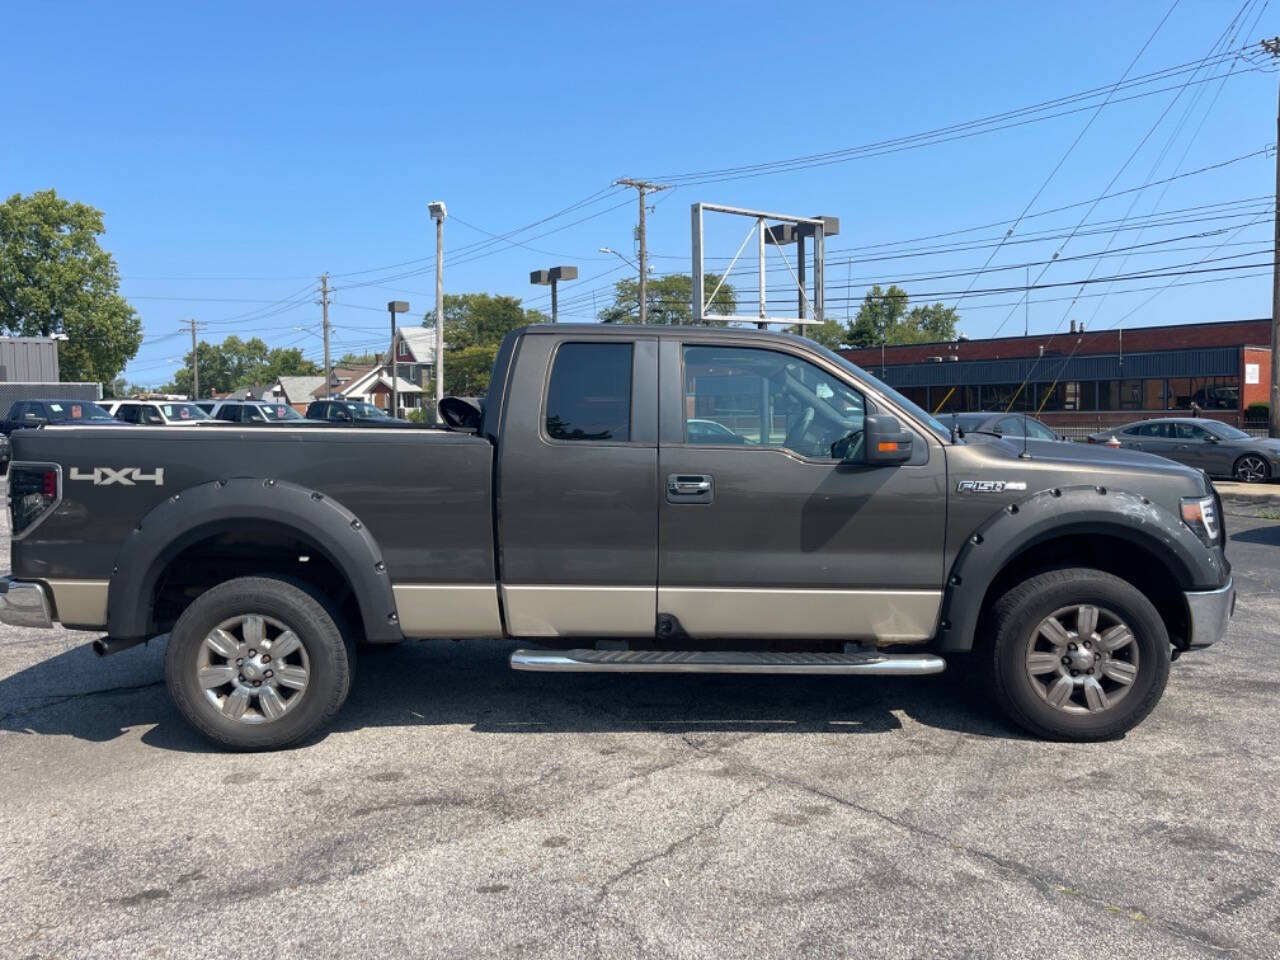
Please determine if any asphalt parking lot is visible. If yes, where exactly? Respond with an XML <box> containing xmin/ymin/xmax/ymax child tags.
<box><xmin>1</xmin><ymin>508</ymin><xmax>1278</xmax><ymax>959</ymax></box>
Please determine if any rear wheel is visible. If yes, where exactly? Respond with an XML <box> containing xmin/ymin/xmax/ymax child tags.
<box><xmin>166</xmin><ymin>576</ymin><xmax>354</xmax><ymax>750</ymax></box>
<box><xmin>983</xmin><ymin>568</ymin><xmax>1170</xmax><ymax>741</ymax></box>
<box><xmin>1233</xmin><ymin>454</ymin><xmax>1270</xmax><ymax>483</ymax></box>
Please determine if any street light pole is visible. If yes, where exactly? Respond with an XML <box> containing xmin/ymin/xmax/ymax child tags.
<box><xmin>530</xmin><ymin>266</ymin><xmax>578</xmax><ymax>323</ymax></box>
<box><xmin>428</xmin><ymin>201</ymin><xmax>447</xmax><ymax>416</ymax></box>
<box><xmin>386</xmin><ymin>300</ymin><xmax>409</xmax><ymax>417</ymax></box>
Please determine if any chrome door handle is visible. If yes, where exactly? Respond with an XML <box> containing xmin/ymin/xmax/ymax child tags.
<box><xmin>669</xmin><ymin>475</ymin><xmax>712</xmax><ymax>494</ymax></box>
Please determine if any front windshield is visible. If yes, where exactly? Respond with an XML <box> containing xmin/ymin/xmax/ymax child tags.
<box><xmin>47</xmin><ymin>401</ymin><xmax>115</xmax><ymax>421</ymax></box>
<box><xmin>1204</xmin><ymin>421</ymin><xmax>1251</xmax><ymax>441</ymax></box>
<box><xmin>158</xmin><ymin>403</ymin><xmax>209</xmax><ymax>421</ymax></box>
<box><xmin>256</xmin><ymin>403</ymin><xmax>302</xmax><ymax>420</ymax></box>
<box><xmin>351</xmin><ymin>402</ymin><xmax>388</xmax><ymax>418</ymax></box>
<box><xmin>815</xmin><ymin>342</ymin><xmax>952</xmax><ymax>442</ymax></box>
<box><xmin>952</xmin><ymin>414</ymin><xmax>991</xmax><ymax>432</ymax></box>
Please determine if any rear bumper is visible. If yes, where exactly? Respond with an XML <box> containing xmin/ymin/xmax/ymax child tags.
<box><xmin>1184</xmin><ymin>578</ymin><xmax>1234</xmax><ymax>650</ymax></box>
<box><xmin>0</xmin><ymin>575</ymin><xmax>53</xmax><ymax>629</ymax></box>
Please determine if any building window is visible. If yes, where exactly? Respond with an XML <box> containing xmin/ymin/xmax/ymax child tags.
<box><xmin>1167</xmin><ymin>376</ymin><xmax>1239</xmax><ymax>410</ymax></box>
<box><xmin>979</xmin><ymin>384</ymin><xmax>1031</xmax><ymax>412</ymax></box>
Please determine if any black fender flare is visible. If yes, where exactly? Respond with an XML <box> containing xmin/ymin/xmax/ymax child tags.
<box><xmin>106</xmin><ymin>478</ymin><xmax>402</xmax><ymax>642</ymax></box>
<box><xmin>935</xmin><ymin>485</ymin><xmax>1226</xmax><ymax>652</ymax></box>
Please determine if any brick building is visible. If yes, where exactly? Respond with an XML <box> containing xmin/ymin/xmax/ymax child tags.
<box><xmin>839</xmin><ymin>317</ymin><xmax>1271</xmax><ymax>428</ymax></box>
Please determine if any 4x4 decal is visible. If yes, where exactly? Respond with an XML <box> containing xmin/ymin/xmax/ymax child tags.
<box><xmin>68</xmin><ymin>467</ymin><xmax>165</xmax><ymax>486</ymax></box>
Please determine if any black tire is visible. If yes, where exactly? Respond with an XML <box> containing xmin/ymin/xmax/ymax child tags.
<box><xmin>166</xmin><ymin>576</ymin><xmax>354</xmax><ymax>750</ymax></box>
<box><xmin>981</xmin><ymin>568</ymin><xmax>1170</xmax><ymax>741</ymax></box>
<box><xmin>1232</xmin><ymin>454</ymin><xmax>1270</xmax><ymax>484</ymax></box>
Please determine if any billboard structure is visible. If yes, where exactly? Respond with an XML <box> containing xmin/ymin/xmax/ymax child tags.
<box><xmin>691</xmin><ymin>203</ymin><xmax>839</xmax><ymax>328</ymax></box>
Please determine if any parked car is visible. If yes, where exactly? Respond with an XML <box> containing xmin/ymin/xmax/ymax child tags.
<box><xmin>1087</xmin><ymin>417</ymin><xmax>1280</xmax><ymax>483</ymax></box>
<box><xmin>0</xmin><ymin>399</ymin><xmax>120</xmax><ymax>434</ymax></box>
<box><xmin>950</xmin><ymin>412</ymin><xmax>1063</xmax><ymax>442</ymax></box>
<box><xmin>203</xmin><ymin>400</ymin><xmax>310</xmax><ymax>424</ymax></box>
<box><xmin>103</xmin><ymin>400</ymin><xmax>212</xmax><ymax>426</ymax></box>
<box><xmin>686</xmin><ymin>418</ymin><xmax>750</xmax><ymax>444</ymax></box>
<box><xmin>0</xmin><ymin>432</ymin><xmax>9</xmax><ymax>475</ymax></box>
<box><xmin>1</xmin><ymin>325</ymin><xmax>1232</xmax><ymax>749</ymax></box>
<box><xmin>305</xmin><ymin>399</ymin><xmax>408</xmax><ymax>426</ymax></box>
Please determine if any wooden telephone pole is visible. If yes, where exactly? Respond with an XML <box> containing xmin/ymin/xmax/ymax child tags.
<box><xmin>615</xmin><ymin>179</ymin><xmax>668</xmax><ymax>323</ymax></box>
<box><xmin>1265</xmin><ymin>37</ymin><xmax>1280</xmax><ymax>438</ymax></box>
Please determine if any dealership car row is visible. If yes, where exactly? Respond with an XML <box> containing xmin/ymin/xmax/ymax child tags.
<box><xmin>1</xmin><ymin>395</ymin><xmax>1277</xmax><ymax>482</ymax></box>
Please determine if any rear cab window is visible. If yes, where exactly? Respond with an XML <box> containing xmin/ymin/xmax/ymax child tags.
<box><xmin>544</xmin><ymin>342</ymin><xmax>633</xmax><ymax>442</ymax></box>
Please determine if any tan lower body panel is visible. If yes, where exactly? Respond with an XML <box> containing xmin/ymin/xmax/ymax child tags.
<box><xmin>45</xmin><ymin>579</ymin><xmax>109</xmax><ymax>629</ymax></box>
<box><xmin>659</xmin><ymin>587</ymin><xmax>942</xmax><ymax>643</ymax></box>
<box><xmin>501</xmin><ymin>585</ymin><xmax>655</xmax><ymax>638</ymax></box>
<box><xmin>391</xmin><ymin>584</ymin><xmax>503</xmax><ymax>638</ymax></box>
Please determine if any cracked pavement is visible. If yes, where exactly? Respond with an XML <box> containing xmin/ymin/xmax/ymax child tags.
<box><xmin>1</xmin><ymin>508</ymin><xmax>1278</xmax><ymax>959</ymax></box>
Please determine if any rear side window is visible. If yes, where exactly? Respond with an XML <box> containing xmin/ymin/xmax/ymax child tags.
<box><xmin>545</xmin><ymin>342</ymin><xmax>632</xmax><ymax>442</ymax></box>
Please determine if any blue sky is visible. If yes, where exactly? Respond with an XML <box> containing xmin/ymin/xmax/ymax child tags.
<box><xmin>2</xmin><ymin>1</ymin><xmax>1276</xmax><ymax>385</ymax></box>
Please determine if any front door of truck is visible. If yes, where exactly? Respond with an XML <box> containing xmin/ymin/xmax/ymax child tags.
<box><xmin>496</xmin><ymin>333</ymin><xmax>659</xmax><ymax>638</ymax></box>
<box><xmin>656</xmin><ymin>338</ymin><xmax>948</xmax><ymax>643</ymax></box>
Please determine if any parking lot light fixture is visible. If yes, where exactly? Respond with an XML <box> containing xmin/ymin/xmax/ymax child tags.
<box><xmin>530</xmin><ymin>266</ymin><xmax>578</xmax><ymax>323</ymax></box>
<box><xmin>387</xmin><ymin>300</ymin><xmax>410</xmax><ymax>416</ymax></box>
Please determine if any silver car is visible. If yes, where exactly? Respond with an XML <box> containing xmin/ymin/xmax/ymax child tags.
<box><xmin>1088</xmin><ymin>417</ymin><xmax>1280</xmax><ymax>483</ymax></box>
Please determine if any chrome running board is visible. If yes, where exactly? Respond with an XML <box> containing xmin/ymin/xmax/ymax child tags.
<box><xmin>509</xmin><ymin>648</ymin><xmax>946</xmax><ymax>675</ymax></box>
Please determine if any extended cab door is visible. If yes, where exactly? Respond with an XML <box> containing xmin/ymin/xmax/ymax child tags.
<box><xmin>495</xmin><ymin>332</ymin><xmax>659</xmax><ymax>637</ymax></box>
<box><xmin>656</xmin><ymin>337</ymin><xmax>947</xmax><ymax>642</ymax></box>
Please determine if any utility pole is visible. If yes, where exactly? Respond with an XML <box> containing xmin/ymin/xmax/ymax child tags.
<box><xmin>615</xmin><ymin>178</ymin><xmax>668</xmax><ymax>323</ymax></box>
<box><xmin>428</xmin><ymin>201</ymin><xmax>447</xmax><ymax>414</ymax></box>
<box><xmin>1266</xmin><ymin>37</ymin><xmax>1280</xmax><ymax>438</ymax></box>
<box><xmin>317</xmin><ymin>273</ymin><xmax>332</xmax><ymax>397</ymax></box>
<box><xmin>187</xmin><ymin>318</ymin><xmax>200</xmax><ymax>399</ymax></box>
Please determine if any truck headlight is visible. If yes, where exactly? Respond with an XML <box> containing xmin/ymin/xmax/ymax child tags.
<box><xmin>1181</xmin><ymin>496</ymin><xmax>1220</xmax><ymax>545</ymax></box>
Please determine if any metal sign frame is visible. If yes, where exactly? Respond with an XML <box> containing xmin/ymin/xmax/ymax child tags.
<box><xmin>691</xmin><ymin>202</ymin><xmax>832</xmax><ymax>327</ymax></box>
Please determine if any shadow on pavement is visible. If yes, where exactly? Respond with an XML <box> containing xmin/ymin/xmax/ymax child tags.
<box><xmin>1230</xmin><ymin>524</ymin><xmax>1280</xmax><ymax>546</ymax></box>
<box><xmin>0</xmin><ymin>636</ymin><xmax>1025</xmax><ymax>751</ymax></box>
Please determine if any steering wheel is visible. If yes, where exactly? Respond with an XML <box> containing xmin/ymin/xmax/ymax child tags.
<box><xmin>784</xmin><ymin>405</ymin><xmax>815</xmax><ymax>452</ymax></box>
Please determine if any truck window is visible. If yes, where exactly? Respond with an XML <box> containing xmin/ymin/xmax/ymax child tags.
<box><xmin>544</xmin><ymin>342</ymin><xmax>632</xmax><ymax>442</ymax></box>
<box><xmin>681</xmin><ymin>345</ymin><xmax>864</xmax><ymax>460</ymax></box>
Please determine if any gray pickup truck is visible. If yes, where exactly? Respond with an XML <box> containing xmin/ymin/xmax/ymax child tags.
<box><xmin>1</xmin><ymin>325</ymin><xmax>1233</xmax><ymax>749</ymax></box>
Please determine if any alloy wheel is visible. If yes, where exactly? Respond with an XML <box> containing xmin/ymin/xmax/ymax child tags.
<box><xmin>1024</xmin><ymin>604</ymin><xmax>1139</xmax><ymax>715</ymax></box>
<box><xmin>1235</xmin><ymin>455</ymin><xmax>1268</xmax><ymax>483</ymax></box>
<box><xmin>196</xmin><ymin>614</ymin><xmax>310</xmax><ymax>723</ymax></box>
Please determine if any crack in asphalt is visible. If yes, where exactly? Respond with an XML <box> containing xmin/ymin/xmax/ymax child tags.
<box><xmin>0</xmin><ymin>680</ymin><xmax>165</xmax><ymax>725</ymax></box>
<box><xmin>711</xmin><ymin>751</ymin><xmax>1254</xmax><ymax>959</ymax></box>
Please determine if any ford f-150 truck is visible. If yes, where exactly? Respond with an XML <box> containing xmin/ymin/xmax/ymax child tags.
<box><xmin>0</xmin><ymin>325</ymin><xmax>1233</xmax><ymax>749</ymax></box>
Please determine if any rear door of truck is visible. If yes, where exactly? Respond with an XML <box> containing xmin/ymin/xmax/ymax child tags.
<box><xmin>494</xmin><ymin>330</ymin><xmax>659</xmax><ymax>638</ymax></box>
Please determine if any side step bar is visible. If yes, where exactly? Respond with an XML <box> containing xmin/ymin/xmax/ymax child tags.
<box><xmin>510</xmin><ymin>648</ymin><xmax>945</xmax><ymax>675</ymax></box>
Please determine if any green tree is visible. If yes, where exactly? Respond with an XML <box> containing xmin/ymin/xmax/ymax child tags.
<box><xmin>441</xmin><ymin>293</ymin><xmax>545</xmax><ymax>350</ymax></box>
<box><xmin>0</xmin><ymin>189</ymin><xmax>143</xmax><ymax>382</ymax></box>
<box><xmin>597</xmin><ymin>273</ymin><xmax>736</xmax><ymax>325</ymax></box>
<box><xmin>337</xmin><ymin>351</ymin><xmax>379</xmax><ymax>366</ymax></box>
<box><xmin>845</xmin><ymin>284</ymin><xmax>957</xmax><ymax>348</ymax></box>
<box><xmin>430</xmin><ymin>293</ymin><xmax>547</xmax><ymax>396</ymax></box>
<box><xmin>170</xmin><ymin>335</ymin><xmax>318</xmax><ymax>396</ymax></box>
<box><xmin>801</xmin><ymin>318</ymin><xmax>847</xmax><ymax>351</ymax></box>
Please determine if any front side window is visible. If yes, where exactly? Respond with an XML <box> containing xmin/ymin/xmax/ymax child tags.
<box><xmin>682</xmin><ymin>345</ymin><xmax>865</xmax><ymax>460</ymax></box>
<box><xmin>545</xmin><ymin>342</ymin><xmax>633</xmax><ymax>442</ymax></box>
<box><xmin>995</xmin><ymin>416</ymin><xmax>1026</xmax><ymax>437</ymax></box>
<box><xmin>1025</xmin><ymin>418</ymin><xmax>1058</xmax><ymax>441</ymax></box>
<box><xmin>1175</xmin><ymin>422</ymin><xmax>1209</xmax><ymax>440</ymax></box>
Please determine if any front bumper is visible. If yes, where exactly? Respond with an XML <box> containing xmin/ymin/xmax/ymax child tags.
<box><xmin>1183</xmin><ymin>578</ymin><xmax>1234</xmax><ymax>650</ymax></box>
<box><xmin>0</xmin><ymin>575</ymin><xmax>53</xmax><ymax>629</ymax></box>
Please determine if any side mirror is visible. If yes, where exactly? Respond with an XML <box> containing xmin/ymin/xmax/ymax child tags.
<box><xmin>1204</xmin><ymin>435</ymin><xmax>1218</xmax><ymax>443</ymax></box>
<box><xmin>862</xmin><ymin>414</ymin><xmax>913</xmax><ymax>465</ymax></box>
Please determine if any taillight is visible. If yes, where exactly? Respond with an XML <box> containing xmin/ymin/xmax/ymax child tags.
<box><xmin>8</xmin><ymin>463</ymin><xmax>62</xmax><ymax>539</ymax></box>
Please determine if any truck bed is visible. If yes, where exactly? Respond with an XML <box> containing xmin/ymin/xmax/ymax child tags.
<box><xmin>8</xmin><ymin>425</ymin><xmax>496</xmax><ymax>586</ymax></box>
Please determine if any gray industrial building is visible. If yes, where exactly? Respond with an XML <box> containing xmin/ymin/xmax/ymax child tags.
<box><xmin>0</xmin><ymin>336</ymin><xmax>101</xmax><ymax>409</ymax></box>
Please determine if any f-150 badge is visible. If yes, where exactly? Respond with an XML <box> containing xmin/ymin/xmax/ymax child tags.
<box><xmin>956</xmin><ymin>480</ymin><xmax>1026</xmax><ymax>493</ymax></box>
<box><xmin>69</xmin><ymin>467</ymin><xmax>165</xmax><ymax>486</ymax></box>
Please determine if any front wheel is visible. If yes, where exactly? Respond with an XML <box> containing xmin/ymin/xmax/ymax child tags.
<box><xmin>1233</xmin><ymin>454</ymin><xmax>1270</xmax><ymax>484</ymax></box>
<box><xmin>166</xmin><ymin>576</ymin><xmax>354</xmax><ymax>750</ymax></box>
<box><xmin>982</xmin><ymin>568</ymin><xmax>1170</xmax><ymax>741</ymax></box>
